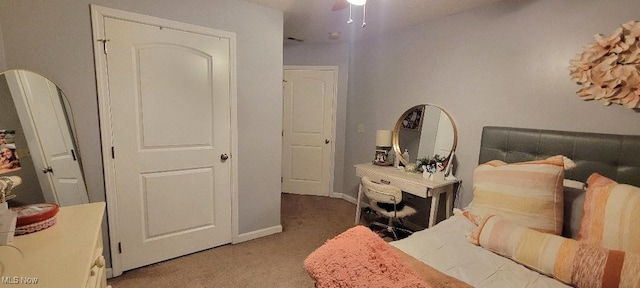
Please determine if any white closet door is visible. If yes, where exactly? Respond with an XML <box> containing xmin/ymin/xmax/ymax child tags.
<box><xmin>103</xmin><ymin>16</ymin><xmax>232</xmax><ymax>271</ymax></box>
<box><xmin>282</xmin><ymin>69</ymin><xmax>336</xmax><ymax>196</ymax></box>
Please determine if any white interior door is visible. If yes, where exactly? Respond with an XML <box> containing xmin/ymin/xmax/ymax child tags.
<box><xmin>282</xmin><ymin>68</ymin><xmax>336</xmax><ymax>196</ymax></box>
<box><xmin>100</xmin><ymin>15</ymin><xmax>232</xmax><ymax>271</ymax></box>
<box><xmin>5</xmin><ymin>70</ymin><xmax>89</xmax><ymax>206</ymax></box>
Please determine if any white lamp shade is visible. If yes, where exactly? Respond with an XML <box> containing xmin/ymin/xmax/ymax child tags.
<box><xmin>347</xmin><ymin>0</ymin><xmax>367</xmax><ymax>6</ymax></box>
<box><xmin>375</xmin><ymin>130</ymin><xmax>393</xmax><ymax>147</ymax></box>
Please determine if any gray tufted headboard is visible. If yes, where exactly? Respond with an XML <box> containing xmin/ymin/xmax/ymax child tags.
<box><xmin>479</xmin><ymin>126</ymin><xmax>640</xmax><ymax>187</ymax></box>
<box><xmin>478</xmin><ymin>126</ymin><xmax>640</xmax><ymax>238</ymax></box>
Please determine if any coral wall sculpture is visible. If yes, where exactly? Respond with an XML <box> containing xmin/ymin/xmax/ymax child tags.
<box><xmin>569</xmin><ymin>21</ymin><xmax>640</xmax><ymax>109</ymax></box>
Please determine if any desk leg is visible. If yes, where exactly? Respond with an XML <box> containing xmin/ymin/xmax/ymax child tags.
<box><xmin>429</xmin><ymin>194</ymin><xmax>440</xmax><ymax>228</ymax></box>
<box><xmin>445</xmin><ymin>184</ymin><xmax>454</xmax><ymax>219</ymax></box>
<box><xmin>355</xmin><ymin>183</ymin><xmax>363</xmax><ymax>225</ymax></box>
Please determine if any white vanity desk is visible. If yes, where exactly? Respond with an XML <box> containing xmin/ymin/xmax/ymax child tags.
<box><xmin>355</xmin><ymin>163</ymin><xmax>459</xmax><ymax>228</ymax></box>
<box><xmin>0</xmin><ymin>202</ymin><xmax>107</xmax><ymax>288</ymax></box>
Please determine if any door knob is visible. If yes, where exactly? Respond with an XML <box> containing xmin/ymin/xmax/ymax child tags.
<box><xmin>42</xmin><ymin>166</ymin><xmax>53</xmax><ymax>174</ymax></box>
<box><xmin>325</xmin><ymin>139</ymin><xmax>330</xmax><ymax>144</ymax></box>
<box><xmin>220</xmin><ymin>154</ymin><xmax>229</xmax><ymax>161</ymax></box>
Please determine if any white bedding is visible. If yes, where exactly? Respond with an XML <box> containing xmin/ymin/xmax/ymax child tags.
<box><xmin>390</xmin><ymin>215</ymin><xmax>570</xmax><ymax>288</ymax></box>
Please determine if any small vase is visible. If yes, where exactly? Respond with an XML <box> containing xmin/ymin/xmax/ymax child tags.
<box><xmin>422</xmin><ymin>166</ymin><xmax>429</xmax><ymax>178</ymax></box>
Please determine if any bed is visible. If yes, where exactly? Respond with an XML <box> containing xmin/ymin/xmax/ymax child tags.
<box><xmin>305</xmin><ymin>126</ymin><xmax>640</xmax><ymax>288</ymax></box>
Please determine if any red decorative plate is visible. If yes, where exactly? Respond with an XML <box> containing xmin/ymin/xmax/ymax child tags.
<box><xmin>11</xmin><ymin>203</ymin><xmax>59</xmax><ymax>235</ymax></box>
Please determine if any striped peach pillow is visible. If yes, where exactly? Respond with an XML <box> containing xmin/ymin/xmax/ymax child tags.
<box><xmin>578</xmin><ymin>173</ymin><xmax>640</xmax><ymax>253</ymax></box>
<box><xmin>468</xmin><ymin>155</ymin><xmax>565</xmax><ymax>235</ymax></box>
<box><xmin>472</xmin><ymin>215</ymin><xmax>640</xmax><ymax>288</ymax></box>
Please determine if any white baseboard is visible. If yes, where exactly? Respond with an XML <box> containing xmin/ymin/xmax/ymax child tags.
<box><xmin>234</xmin><ymin>224</ymin><xmax>283</xmax><ymax>244</ymax></box>
<box><xmin>342</xmin><ymin>194</ymin><xmax>357</xmax><ymax>205</ymax></box>
<box><xmin>332</xmin><ymin>192</ymin><xmax>357</xmax><ymax>205</ymax></box>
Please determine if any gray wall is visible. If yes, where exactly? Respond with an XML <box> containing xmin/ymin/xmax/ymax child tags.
<box><xmin>344</xmin><ymin>0</ymin><xmax>640</xmax><ymax>208</ymax></box>
<box><xmin>0</xmin><ymin>0</ymin><xmax>283</xmax><ymax>269</ymax></box>
<box><xmin>284</xmin><ymin>42</ymin><xmax>350</xmax><ymax>196</ymax></box>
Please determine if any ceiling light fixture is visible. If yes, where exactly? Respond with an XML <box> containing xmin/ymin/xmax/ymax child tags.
<box><xmin>346</xmin><ymin>0</ymin><xmax>366</xmax><ymax>27</ymax></box>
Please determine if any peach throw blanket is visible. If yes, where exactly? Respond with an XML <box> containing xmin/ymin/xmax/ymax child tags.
<box><xmin>304</xmin><ymin>226</ymin><xmax>472</xmax><ymax>288</ymax></box>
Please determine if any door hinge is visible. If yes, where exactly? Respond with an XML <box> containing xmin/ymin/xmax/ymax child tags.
<box><xmin>97</xmin><ymin>39</ymin><xmax>110</xmax><ymax>54</ymax></box>
<box><xmin>281</xmin><ymin>177</ymin><xmax>283</xmax><ymax>183</ymax></box>
<box><xmin>118</xmin><ymin>242</ymin><xmax>122</xmax><ymax>254</ymax></box>
<box><xmin>71</xmin><ymin>149</ymin><xmax>77</xmax><ymax>161</ymax></box>
<box><xmin>111</xmin><ymin>146</ymin><xmax>115</xmax><ymax>159</ymax></box>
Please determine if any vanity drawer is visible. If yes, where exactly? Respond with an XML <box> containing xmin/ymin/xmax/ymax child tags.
<box><xmin>375</xmin><ymin>177</ymin><xmax>426</xmax><ymax>197</ymax></box>
<box><xmin>356</xmin><ymin>167</ymin><xmax>428</xmax><ymax>198</ymax></box>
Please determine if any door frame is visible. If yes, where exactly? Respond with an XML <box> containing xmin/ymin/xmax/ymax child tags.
<box><xmin>282</xmin><ymin>65</ymin><xmax>337</xmax><ymax>197</ymax></box>
<box><xmin>91</xmin><ymin>5</ymin><xmax>239</xmax><ymax>277</ymax></box>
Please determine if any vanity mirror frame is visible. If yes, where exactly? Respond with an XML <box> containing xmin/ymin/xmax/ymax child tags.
<box><xmin>392</xmin><ymin>104</ymin><xmax>458</xmax><ymax>166</ymax></box>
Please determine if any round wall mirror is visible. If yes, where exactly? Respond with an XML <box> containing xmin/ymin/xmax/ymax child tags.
<box><xmin>392</xmin><ymin>104</ymin><xmax>457</xmax><ymax>166</ymax></box>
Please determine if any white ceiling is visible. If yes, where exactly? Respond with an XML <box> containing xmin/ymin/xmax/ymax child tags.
<box><xmin>244</xmin><ymin>0</ymin><xmax>506</xmax><ymax>45</ymax></box>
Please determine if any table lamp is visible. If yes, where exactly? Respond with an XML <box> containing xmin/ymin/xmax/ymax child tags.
<box><xmin>373</xmin><ymin>130</ymin><xmax>393</xmax><ymax>166</ymax></box>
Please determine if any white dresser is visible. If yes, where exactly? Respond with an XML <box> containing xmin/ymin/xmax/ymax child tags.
<box><xmin>0</xmin><ymin>202</ymin><xmax>107</xmax><ymax>288</ymax></box>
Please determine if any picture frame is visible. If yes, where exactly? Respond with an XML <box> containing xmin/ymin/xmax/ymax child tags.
<box><xmin>400</xmin><ymin>105</ymin><xmax>424</xmax><ymax>131</ymax></box>
<box><xmin>373</xmin><ymin>149</ymin><xmax>392</xmax><ymax>166</ymax></box>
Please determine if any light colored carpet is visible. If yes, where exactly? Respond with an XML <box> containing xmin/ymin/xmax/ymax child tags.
<box><xmin>107</xmin><ymin>193</ymin><xmax>358</xmax><ymax>288</ymax></box>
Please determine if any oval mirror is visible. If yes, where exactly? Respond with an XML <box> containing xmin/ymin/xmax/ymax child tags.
<box><xmin>0</xmin><ymin>69</ymin><xmax>88</xmax><ymax>206</ymax></box>
<box><xmin>392</xmin><ymin>104</ymin><xmax>457</xmax><ymax>166</ymax></box>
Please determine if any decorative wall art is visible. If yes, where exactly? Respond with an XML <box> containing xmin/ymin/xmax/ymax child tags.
<box><xmin>569</xmin><ymin>20</ymin><xmax>640</xmax><ymax>109</ymax></box>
